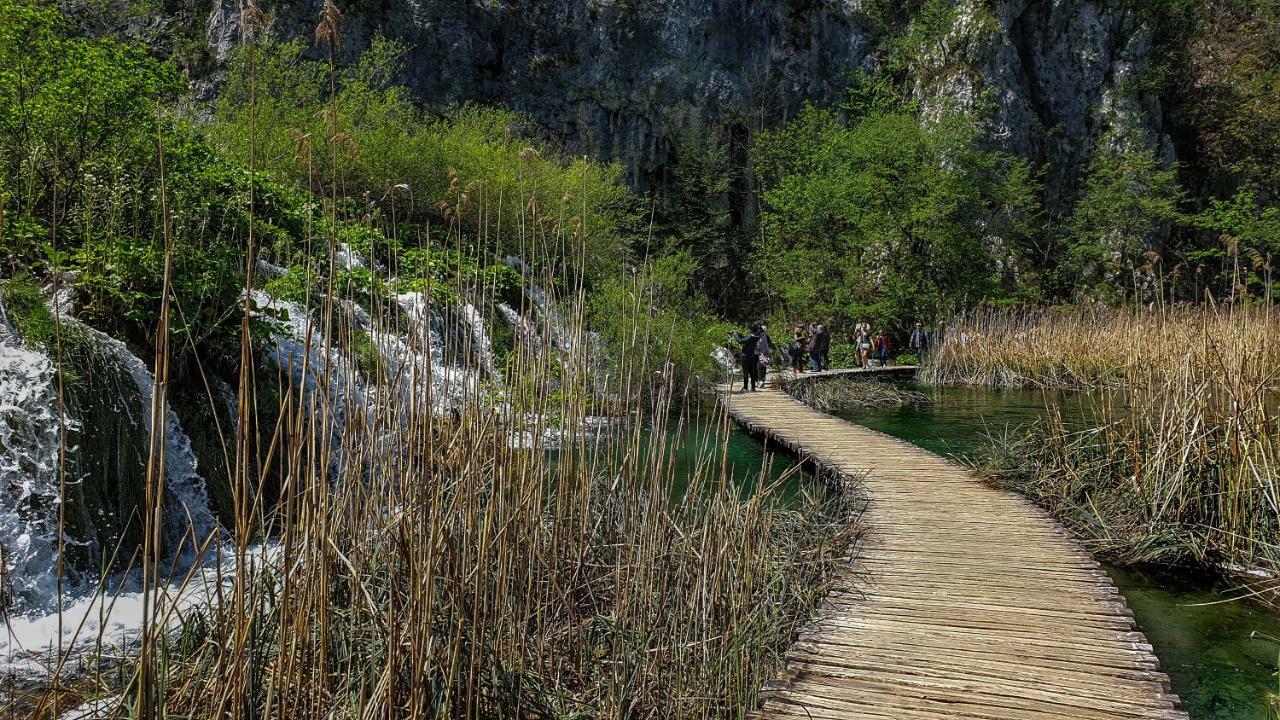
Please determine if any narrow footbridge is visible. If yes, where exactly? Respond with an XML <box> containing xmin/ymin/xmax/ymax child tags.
<box><xmin>722</xmin><ymin>373</ymin><xmax>1188</xmax><ymax>720</ymax></box>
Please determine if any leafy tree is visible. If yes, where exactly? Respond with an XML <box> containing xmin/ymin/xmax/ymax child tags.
<box><xmin>210</xmin><ymin>36</ymin><xmax>637</xmax><ymax>288</ymax></box>
<box><xmin>1195</xmin><ymin>187</ymin><xmax>1280</xmax><ymax>298</ymax></box>
<box><xmin>752</xmin><ymin>93</ymin><xmax>1036</xmax><ymax>333</ymax></box>
<box><xmin>651</xmin><ymin>124</ymin><xmax>742</xmax><ymax>314</ymax></box>
<box><xmin>1066</xmin><ymin>140</ymin><xmax>1185</xmax><ymax>301</ymax></box>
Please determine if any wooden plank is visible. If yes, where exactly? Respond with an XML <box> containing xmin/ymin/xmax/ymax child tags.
<box><xmin>718</xmin><ymin>374</ymin><xmax>1188</xmax><ymax>719</ymax></box>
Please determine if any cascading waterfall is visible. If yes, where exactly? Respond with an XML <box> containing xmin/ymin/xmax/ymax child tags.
<box><xmin>1</xmin><ymin>275</ymin><xmax>604</xmax><ymax>683</ymax></box>
<box><xmin>460</xmin><ymin>301</ymin><xmax>496</xmax><ymax>376</ymax></box>
<box><xmin>254</xmin><ymin>290</ymin><xmax>367</xmax><ymax>429</ymax></box>
<box><xmin>81</xmin><ymin>327</ymin><xmax>219</xmax><ymax>556</ymax></box>
<box><xmin>0</xmin><ymin>308</ymin><xmax>77</xmax><ymax>613</ymax></box>
<box><xmin>386</xmin><ymin>292</ymin><xmax>483</xmax><ymax>413</ymax></box>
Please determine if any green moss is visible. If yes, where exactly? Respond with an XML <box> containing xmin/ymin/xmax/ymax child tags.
<box><xmin>349</xmin><ymin>328</ymin><xmax>383</xmax><ymax>383</ymax></box>
<box><xmin>59</xmin><ymin>338</ymin><xmax>151</xmax><ymax>570</ymax></box>
<box><xmin>1</xmin><ymin>279</ymin><xmax>59</xmax><ymax>347</ymax></box>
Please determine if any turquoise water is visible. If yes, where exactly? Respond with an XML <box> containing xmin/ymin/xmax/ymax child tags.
<box><xmin>839</xmin><ymin>383</ymin><xmax>1280</xmax><ymax>720</ymax></box>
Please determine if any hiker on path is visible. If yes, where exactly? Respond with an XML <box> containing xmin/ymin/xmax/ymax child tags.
<box><xmin>757</xmin><ymin>324</ymin><xmax>773</xmax><ymax>386</ymax></box>
<box><xmin>909</xmin><ymin>322</ymin><xmax>928</xmax><ymax>364</ymax></box>
<box><xmin>790</xmin><ymin>326</ymin><xmax>809</xmax><ymax>373</ymax></box>
<box><xmin>853</xmin><ymin>317</ymin><xmax>872</xmax><ymax>369</ymax></box>
<box><xmin>874</xmin><ymin>330</ymin><xmax>891</xmax><ymax>367</ymax></box>
<box><xmin>732</xmin><ymin>324</ymin><xmax>763</xmax><ymax>392</ymax></box>
<box><xmin>811</xmin><ymin>324</ymin><xmax>830</xmax><ymax>372</ymax></box>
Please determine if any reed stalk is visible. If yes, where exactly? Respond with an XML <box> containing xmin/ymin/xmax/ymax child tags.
<box><xmin>934</xmin><ymin>305</ymin><xmax>1280</xmax><ymax>607</ymax></box>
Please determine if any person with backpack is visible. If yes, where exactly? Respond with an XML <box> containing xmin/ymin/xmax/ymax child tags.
<box><xmin>811</xmin><ymin>324</ymin><xmax>830</xmax><ymax>372</ymax></box>
<box><xmin>757</xmin><ymin>324</ymin><xmax>773</xmax><ymax>386</ymax></box>
<box><xmin>732</xmin><ymin>324</ymin><xmax>763</xmax><ymax>392</ymax></box>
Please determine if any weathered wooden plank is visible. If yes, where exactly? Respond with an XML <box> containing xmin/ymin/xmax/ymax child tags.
<box><xmin>719</xmin><ymin>373</ymin><xmax>1187</xmax><ymax>719</ymax></box>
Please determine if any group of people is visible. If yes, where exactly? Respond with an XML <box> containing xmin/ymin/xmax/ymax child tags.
<box><xmin>730</xmin><ymin>319</ymin><xmax>930</xmax><ymax>393</ymax></box>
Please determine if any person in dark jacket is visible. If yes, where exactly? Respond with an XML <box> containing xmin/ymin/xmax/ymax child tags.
<box><xmin>733</xmin><ymin>324</ymin><xmax>763</xmax><ymax>392</ymax></box>
<box><xmin>909</xmin><ymin>322</ymin><xmax>928</xmax><ymax>364</ymax></box>
<box><xmin>756</xmin><ymin>324</ymin><xmax>773</xmax><ymax>386</ymax></box>
<box><xmin>809</xmin><ymin>324</ymin><xmax>830</xmax><ymax>372</ymax></box>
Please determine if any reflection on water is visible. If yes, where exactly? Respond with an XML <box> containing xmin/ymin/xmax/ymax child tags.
<box><xmin>839</xmin><ymin>382</ymin><xmax>1280</xmax><ymax>720</ymax></box>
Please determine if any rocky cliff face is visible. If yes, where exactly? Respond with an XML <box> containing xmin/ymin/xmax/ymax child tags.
<box><xmin>912</xmin><ymin>0</ymin><xmax>1170</xmax><ymax>210</ymax></box>
<box><xmin>207</xmin><ymin>0</ymin><xmax>875</xmax><ymax>189</ymax></box>
<box><xmin>203</xmin><ymin>0</ymin><xmax>1168</xmax><ymax>198</ymax></box>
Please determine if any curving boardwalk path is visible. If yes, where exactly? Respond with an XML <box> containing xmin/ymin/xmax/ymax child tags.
<box><xmin>721</xmin><ymin>373</ymin><xmax>1188</xmax><ymax>720</ymax></box>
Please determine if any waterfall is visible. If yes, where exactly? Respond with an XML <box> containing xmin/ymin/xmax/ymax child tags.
<box><xmin>82</xmin><ymin>328</ymin><xmax>219</xmax><ymax>557</ymax></box>
<box><xmin>335</xmin><ymin>243</ymin><xmax>369</xmax><ymax>271</ymax></box>
<box><xmin>497</xmin><ymin>302</ymin><xmax>542</xmax><ymax>356</ymax></box>
<box><xmin>385</xmin><ymin>292</ymin><xmax>482</xmax><ymax>413</ymax></box>
<box><xmin>460</xmin><ymin>302</ymin><xmax>496</xmax><ymax>376</ymax></box>
<box><xmin>0</xmin><ymin>316</ymin><xmax>77</xmax><ymax>613</ymax></box>
<box><xmin>252</xmin><ymin>290</ymin><xmax>368</xmax><ymax>462</ymax></box>
<box><xmin>712</xmin><ymin>347</ymin><xmax>737</xmax><ymax>377</ymax></box>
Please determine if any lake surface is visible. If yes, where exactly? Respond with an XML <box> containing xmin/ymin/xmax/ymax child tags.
<box><xmin>840</xmin><ymin>384</ymin><xmax>1280</xmax><ymax>720</ymax></box>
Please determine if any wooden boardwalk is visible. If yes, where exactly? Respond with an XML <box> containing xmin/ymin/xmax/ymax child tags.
<box><xmin>721</xmin><ymin>375</ymin><xmax>1188</xmax><ymax>720</ymax></box>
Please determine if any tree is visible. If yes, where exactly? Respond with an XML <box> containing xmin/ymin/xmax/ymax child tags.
<box><xmin>752</xmin><ymin>95</ymin><xmax>1036</xmax><ymax>332</ymax></box>
<box><xmin>1066</xmin><ymin>141</ymin><xmax>1185</xmax><ymax>301</ymax></box>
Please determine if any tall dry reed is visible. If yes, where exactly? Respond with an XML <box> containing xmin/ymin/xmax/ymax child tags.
<box><xmin>13</xmin><ymin>182</ymin><xmax>859</xmax><ymax>720</ymax></box>
<box><xmin>933</xmin><ymin>304</ymin><xmax>1280</xmax><ymax>607</ymax></box>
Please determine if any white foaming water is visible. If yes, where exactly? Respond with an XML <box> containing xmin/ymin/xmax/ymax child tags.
<box><xmin>460</xmin><ymin>301</ymin><xmax>496</xmax><ymax>376</ymax></box>
<box><xmin>0</xmin><ymin>320</ymin><xmax>77</xmax><ymax>613</ymax></box>
<box><xmin>0</xmin><ymin>542</ymin><xmax>276</xmax><ymax>685</ymax></box>
<box><xmin>253</xmin><ymin>290</ymin><xmax>367</xmax><ymax>435</ymax></box>
<box><xmin>712</xmin><ymin>346</ymin><xmax>737</xmax><ymax>377</ymax></box>
<box><xmin>335</xmin><ymin>243</ymin><xmax>369</xmax><ymax>271</ymax></box>
<box><xmin>83</xmin><ymin>327</ymin><xmax>219</xmax><ymax>556</ymax></box>
<box><xmin>385</xmin><ymin>292</ymin><xmax>483</xmax><ymax>413</ymax></box>
<box><xmin>497</xmin><ymin>302</ymin><xmax>542</xmax><ymax>356</ymax></box>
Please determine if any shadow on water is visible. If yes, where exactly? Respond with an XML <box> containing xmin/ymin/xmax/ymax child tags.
<box><xmin>838</xmin><ymin>382</ymin><xmax>1280</xmax><ymax>720</ymax></box>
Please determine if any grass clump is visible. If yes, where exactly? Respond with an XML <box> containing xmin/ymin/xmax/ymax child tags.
<box><xmin>940</xmin><ymin>304</ymin><xmax>1280</xmax><ymax>606</ymax></box>
<box><xmin>783</xmin><ymin>377</ymin><xmax>930</xmax><ymax>414</ymax></box>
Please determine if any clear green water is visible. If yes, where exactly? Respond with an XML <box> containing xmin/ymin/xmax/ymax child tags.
<box><xmin>839</xmin><ymin>384</ymin><xmax>1280</xmax><ymax>720</ymax></box>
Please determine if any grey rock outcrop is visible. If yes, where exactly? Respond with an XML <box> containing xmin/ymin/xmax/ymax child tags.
<box><xmin>203</xmin><ymin>0</ymin><xmax>1169</xmax><ymax>202</ymax></box>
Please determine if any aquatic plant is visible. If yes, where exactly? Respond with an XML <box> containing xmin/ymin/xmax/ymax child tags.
<box><xmin>945</xmin><ymin>304</ymin><xmax>1280</xmax><ymax>606</ymax></box>
<box><xmin>921</xmin><ymin>303</ymin><xmax>1280</xmax><ymax>390</ymax></box>
<box><xmin>782</xmin><ymin>377</ymin><xmax>930</xmax><ymax>414</ymax></box>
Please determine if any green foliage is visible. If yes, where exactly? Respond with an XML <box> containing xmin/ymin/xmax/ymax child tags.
<box><xmin>1196</xmin><ymin>187</ymin><xmax>1280</xmax><ymax>297</ymax></box>
<box><xmin>589</xmin><ymin>251</ymin><xmax>735</xmax><ymax>396</ymax></box>
<box><xmin>0</xmin><ymin>277</ymin><xmax>59</xmax><ymax>347</ymax></box>
<box><xmin>753</xmin><ymin>97</ymin><xmax>1037</xmax><ymax>334</ymax></box>
<box><xmin>263</xmin><ymin>266</ymin><xmax>317</xmax><ymax>305</ymax></box>
<box><xmin>651</xmin><ymin>124</ymin><xmax>740</xmax><ymax>312</ymax></box>
<box><xmin>0</xmin><ymin>0</ymin><xmax>182</xmax><ymax>219</ymax></box>
<box><xmin>210</xmin><ymin>36</ymin><xmax>637</xmax><ymax>288</ymax></box>
<box><xmin>1066</xmin><ymin>140</ymin><xmax>1186</xmax><ymax>300</ymax></box>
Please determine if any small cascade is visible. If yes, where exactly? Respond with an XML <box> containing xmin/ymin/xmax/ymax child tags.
<box><xmin>252</xmin><ymin>290</ymin><xmax>368</xmax><ymax>452</ymax></box>
<box><xmin>460</xmin><ymin>301</ymin><xmax>496</xmax><ymax>376</ymax></box>
<box><xmin>82</xmin><ymin>328</ymin><xmax>219</xmax><ymax>556</ymax></box>
<box><xmin>335</xmin><ymin>243</ymin><xmax>369</xmax><ymax>271</ymax></box>
<box><xmin>385</xmin><ymin>292</ymin><xmax>482</xmax><ymax>413</ymax></box>
<box><xmin>497</xmin><ymin>302</ymin><xmax>542</xmax><ymax>356</ymax></box>
<box><xmin>712</xmin><ymin>347</ymin><xmax>737</xmax><ymax>377</ymax></box>
<box><xmin>0</xmin><ymin>307</ymin><xmax>77</xmax><ymax>613</ymax></box>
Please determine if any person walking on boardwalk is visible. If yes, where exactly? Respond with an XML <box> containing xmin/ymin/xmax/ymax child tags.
<box><xmin>732</xmin><ymin>324</ymin><xmax>762</xmax><ymax>392</ymax></box>
<box><xmin>757</xmin><ymin>324</ymin><xmax>773</xmax><ymax>386</ymax></box>
<box><xmin>810</xmin><ymin>324</ymin><xmax>830</xmax><ymax>372</ymax></box>
<box><xmin>790</xmin><ymin>325</ymin><xmax>809</xmax><ymax>373</ymax></box>
<box><xmin>874</xmin><ymin>330</ymin><xmax>891</xmax><ymax>367</ymax></box>
<box><xmin>853</xmin><ymin>317</ymin><xmax>872</xmax><ymax>368</ymax></box>
<box><xmin>909</xmin><ymin>321</ymin><xmax>928</xmax><ymax>364</ymax></box>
